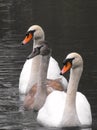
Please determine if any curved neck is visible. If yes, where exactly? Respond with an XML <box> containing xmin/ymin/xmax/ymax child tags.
<box><xmin>66</xmin><ymin>67</ymin><xmax>82</xmax><ymax>107</ymax></box>
<box><xmin>26</xmin><ymin>38</ymin><xmax>45</xmax><ymax>92</ymax></box>
<box><xmin>62</xmin><ymin>66</ymin><xmax>83</xmax><ymax>126</ymax></box>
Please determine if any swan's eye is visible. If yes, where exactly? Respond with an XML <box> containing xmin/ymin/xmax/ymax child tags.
<box><xmin>26</xmin><ymin>34</ymin><xmax>29</xmax><ymax>38</ymax></box>
<box><xmin>26</xmin><ymin>32</ymin><xmax>30</xmax><ymax>37</ymax></box>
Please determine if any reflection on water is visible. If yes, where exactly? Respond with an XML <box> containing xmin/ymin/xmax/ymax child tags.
<box><xmin>0</xmin><ymin>0</ymin><xmax>97</xmax><ymax>129</ymax></box>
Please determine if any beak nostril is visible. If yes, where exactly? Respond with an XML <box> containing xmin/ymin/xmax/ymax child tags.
<box><xmin>60</xmin><ymin>72</ymin><xmax>63</xmax><ymax>75</ymax></box>
<box><xmin>21</xmin><ymin>42</ymin><xmax>24</xmax><ymax>45</ymax></box>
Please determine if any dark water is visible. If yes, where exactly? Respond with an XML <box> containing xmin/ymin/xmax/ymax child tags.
<box><xmin>0</xmin><ymin>0</ymin><xmax>97</xmax><ymax>129</ymax></box>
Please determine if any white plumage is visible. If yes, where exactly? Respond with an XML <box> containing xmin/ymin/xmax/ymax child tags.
<box><xmin>19</xmin><ymin>25</ymin><xmax>67</xmax><ymax>94</ymax></box>
<box><xmin>37</xmin><ymin>52</ymin><xmax>92</xmax><ymax>128</ymax></box>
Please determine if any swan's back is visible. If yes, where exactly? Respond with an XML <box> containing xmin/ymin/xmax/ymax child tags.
<box><xmin>37</xmin><ymin>91</ymin><xmax>92</xmax><ymax>127</ymax></box>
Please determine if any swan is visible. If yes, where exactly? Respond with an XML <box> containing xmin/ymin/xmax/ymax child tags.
<box><xmin>19</xmin><ymin>25</ymin><xmax>67</xmax><ymax>94</ymax></box>
<box><xmin>24</xmin><ymin>41</ymin><xmax>64</xmax><ymax>110</ymax></box>
<box><xmin>37</xmin><ymin>52</ymin><xmax>92</xmax><ymax>128</ymax></box>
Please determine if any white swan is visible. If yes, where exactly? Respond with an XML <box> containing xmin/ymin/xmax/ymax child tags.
<box><xmin>37</xmin><ymin>52</ymin><xmax>92</xmax><ymax>128</ymax></box>
<box><xmin>24</xmin><ymin>41</ymin><xmax>64</xmax><ymax>110</ymax></box>
<box><xmin>19</xmin><ymin>25</ymin><xmax>67</xmax><ymax>94</ymax></box>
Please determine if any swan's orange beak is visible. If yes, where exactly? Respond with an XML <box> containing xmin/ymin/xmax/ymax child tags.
<box><xmin>60</xmin><ymin>62</ymin><xmax>72</xmax><ymax>75</ymax></box>
<box><xmin>22</xmin><ymin>33</ymin><xmax>33</xmax><ymax>45</ymax></box>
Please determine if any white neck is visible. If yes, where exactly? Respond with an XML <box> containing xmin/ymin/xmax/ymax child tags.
<box><xmin>26</xmin><ymin>38</ymin><xmax>45</xmax><ymax>92</ymax></box>
<box><xmin>62</xmin><ymin>66</ymin><xmax>83</xmax><ymax>126</ymax></box>
<box><xmin>66</xmin><ymin>67</ymin><xmax>82</xmax><ymax>107</ymax></box>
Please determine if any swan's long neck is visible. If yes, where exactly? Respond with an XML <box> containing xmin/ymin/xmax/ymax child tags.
<box><xmin>26</xmin><ymin>39</ymin><xmax>44</xmax><ymax>92</ymax></box>
<box><xmin>66</xmin><ymin>67</ymin><xmax>82</xmax><ymax>107</ymax></box>
<box><xmin>62</xmin><ymin>66</ymin><xmax>83</xmax><ymax>126</ymax></box>
<box><xmin>37</xmin><ymin>55</ymin><xmax>50</xmax><ymax>91</ymax></box>
<box><xmin>33</xmin><ymin>54</ymin><xmax>50</xmax><ymax>110</ymax></box>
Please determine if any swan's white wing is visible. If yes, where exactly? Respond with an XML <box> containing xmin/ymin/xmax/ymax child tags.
<box><xmin>76</xmin><ymin>92</ymin><xmax>92</xmax><ymax>126</ymax></box>
<box><xmin>47</xmin><ymin>57</ymin><xmax>61</xmax><ymax>79</ymax></box>
<box><xmin>19</xmin><ymin>59</ymin><xmax>32</xmax><ymax>94</ymax></box>
<box><xmin>37</xmin><ymin>91</ymin><xmax>66</xmax><ymax>127</ymax></box>
<box><xmin>47</xmin><ymin>57</ymin><xmax>68</xmax><ymax>89</ymax></box>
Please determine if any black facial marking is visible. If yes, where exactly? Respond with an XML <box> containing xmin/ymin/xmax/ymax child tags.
<box><xmin>26</xmin><ymin>30</ymin><xmax>36</xmax><ymax>36</ymax></box>
<box><xmin>63</xmin><ymin>58</ymin><xmax>75</xmax><ymax>65</ymax></box>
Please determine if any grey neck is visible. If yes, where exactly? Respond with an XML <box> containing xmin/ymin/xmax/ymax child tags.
<box><xmin>33</xmin><ymin>53</ymin><xmax>50</xmax><ymax>110</ymax></box>
<box><xmin>37</xmin><ymin>54</ymin><xmax>50</xmax><ymax>93</ymax></box>
<box><xmin>33</xmin><ymin>37</ymin><xmax>44</xmax><ymax>49</ymax></box>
